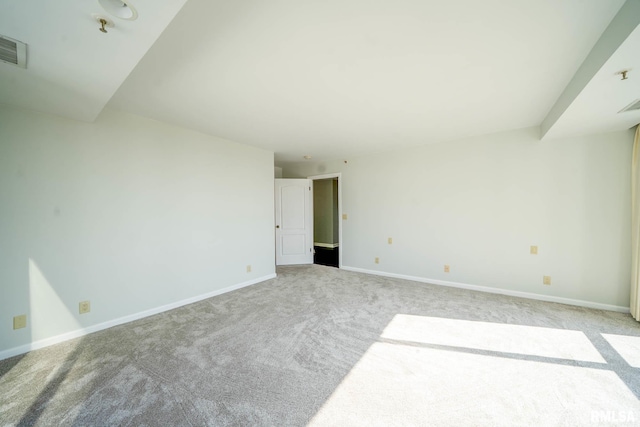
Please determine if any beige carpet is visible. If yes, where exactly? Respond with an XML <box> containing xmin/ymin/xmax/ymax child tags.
<box><xmin>1</xmin><ymin>265</ymin><xmax>639</xmax><ymax>426</ymax></box>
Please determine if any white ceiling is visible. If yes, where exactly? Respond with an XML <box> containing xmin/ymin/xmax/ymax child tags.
<box><xmin>3</xmin><ymin>0</ymin><xmax>638</xmax><ymax>163</ymax></box>
<box><xmin>0</xmin><ymin>0</ymin><xmax>186</xmax><ymax>121</ymax></box>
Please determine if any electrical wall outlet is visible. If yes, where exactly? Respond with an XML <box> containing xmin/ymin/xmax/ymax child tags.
<box><xmin>375</xmin><ymin>257</ymin><xmax>380</xmax><ymax>264</ymax></box>
<box><xmin>79</xmin><ymin>300</ymin><xmax>91</xmax><ymax>314</ymax></box>
<box><xmin>444</xmin><ymin>265</ymin><xmax>450</xmax><ymax>273</ymax></box>
<box><xmin>543</xmin><ymin>276</ymin><xmax>551</xmax><ymax>285</ymax></box>
<box><xmin>13</xmin><ymin>314</ymin><xmax>27</xmax><ymax>330</ymax></box>
<box><xmin>246</xmin><ymin>265</ymin><xmax>252</xmax><ymax>273</ymax></box>
<box><xmin>342</xmin><ymin>213</ymin><xmax>348</xmax><ymax>220</ymax></box>
<box><xmin>388</xmin><ymin>237</ymin><xmax>393</xmax><ymax>244</ymax></box>
<box><xmin>530</xmin><ymin>245</ymin><xmax>538</xmax><ymax>255</ymax></box>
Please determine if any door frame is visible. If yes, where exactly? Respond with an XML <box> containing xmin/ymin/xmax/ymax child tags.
<box><xmin>308</xmin><ymin>173</ymin><xmax>342</xmax><ymax>269</ymax></box>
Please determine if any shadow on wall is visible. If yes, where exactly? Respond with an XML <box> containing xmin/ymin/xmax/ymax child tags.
<box><xmin>28</xmin><ymin>259</ymin><xmax>83</xmax><ymax>347</ymax></box>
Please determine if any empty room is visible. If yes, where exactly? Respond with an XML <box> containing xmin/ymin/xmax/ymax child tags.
<box><xmin>2</xmin><ymin>0</ymin><xmax>640</xmax><ymax>425</ymax></box>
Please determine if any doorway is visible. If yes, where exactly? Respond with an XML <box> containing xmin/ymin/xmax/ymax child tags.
<box><xmin>310</xmin><ymin>174</ymin><xmax>341</xmax><ymax>268</ymax></box>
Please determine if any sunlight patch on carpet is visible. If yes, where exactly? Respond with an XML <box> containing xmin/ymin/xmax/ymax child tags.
<box><xmin>308</xmin><ymin>340</ymin><xmax>638</xmax><ymax>426</ymax></box>
<box><xmin>602</xmin><ymin>333</ymin><xmax>640</xmax><ymax>368</ymax></box>
<box><xmin>381</xmin><ymin>314</ymin><xmax>605</xmax><ymax>363</ymax></box>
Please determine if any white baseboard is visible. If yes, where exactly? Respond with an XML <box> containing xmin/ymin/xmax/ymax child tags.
<box><xmin>341</xmin><ymin>266</ymin><xmax>630</xmax><ymax>313</ymax></box>
<box><xmin>0</xmin><ymin>273</ymin><xmax>277</xmax><ymax>361</ymax></box>
<box><xmin>314</xmin><ymin>242</ymin><xmax>339</xmax><ymax>248</ymax></box>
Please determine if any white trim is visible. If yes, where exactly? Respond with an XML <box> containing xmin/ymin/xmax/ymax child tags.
<box><xmin>307</xmin><ymin>173</ymin><xmax>339</xmax><ymax>180</ymax></box>
<box><xmin>341</xmin><ymin>266</ymin><xmax>630</xmax><ymax>313</ymax></box>
<box><xmin>314</xmin><ymin>242</ymin><xmax>339</xmax><ymax>248</ymax></box>
<box><xmin>308</xmin><ymin>173</ymin><xmax>342</xmax><ymax>268</ymax></box>
<box><xmin>0</xmin><ymin>273</ymin><xmax>277</xmax><ymax>361</ymax></box>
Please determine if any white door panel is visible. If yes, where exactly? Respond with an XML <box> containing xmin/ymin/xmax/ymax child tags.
<box><xmin>282</xmin><ymin>234</ymin><xmax>305</xmax><ymax>255</ymax></box>
<box><xmin>281</xmin><ymin>185</ymin><xmax>306</xmax><ymax>229</ymax></box>
<box><xmin>275</xmin><ymin>179</ymin><xmax>313</xmax><ymax>265</ymax></box>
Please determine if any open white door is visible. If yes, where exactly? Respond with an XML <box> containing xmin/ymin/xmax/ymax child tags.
<box><xmin>275</xmin><ymin>179</ymin><xmax>313</xmax><ymax>265</ymax></box>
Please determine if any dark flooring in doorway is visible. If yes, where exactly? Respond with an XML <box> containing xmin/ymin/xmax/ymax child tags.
<box><xmin>314</xmin><ymin>246</ymin><xmax>339</xmax><ymax>268</ymax></box>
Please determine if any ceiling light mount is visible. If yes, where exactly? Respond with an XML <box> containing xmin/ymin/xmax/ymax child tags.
<box><xmin>92</xmin><ymin>14</ymin><xmax>114</xmax><ymax>33</ymax></box>
<box><xmin>616</xmin><ymin>69</ymin><xmax>631</xmax><ymax>80</ymax></box>
<box><xmin>303</xmin><ymin>155</ymin><xmax>312</xmax><ymax>160</ymax></box>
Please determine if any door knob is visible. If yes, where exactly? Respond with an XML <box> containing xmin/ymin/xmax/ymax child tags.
<box><xmin>276</xmin><ymin>225</ymin><xmax>280</xmax><ymax>228</ymax></box>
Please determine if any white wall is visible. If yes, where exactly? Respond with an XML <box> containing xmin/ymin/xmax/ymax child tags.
<box><xmin>0</xmin><ymin>106</ymin><xmax>275</xmax><ymax>355</ymax></box>
<box><xmin>281</xmin><ymin>127</ymin><xmax>633</xmax><ymax>309</ymax></box>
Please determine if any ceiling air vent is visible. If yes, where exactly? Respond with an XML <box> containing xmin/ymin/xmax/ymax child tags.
<box><xmin>619</xmin><ymin>99</ymin><xmax>640</xmax><ymax>113</ymax></box>
<box><xmin>0</xmin><ymin>35</ymin><xmax>27</xmax><ymax>68</ymax></box>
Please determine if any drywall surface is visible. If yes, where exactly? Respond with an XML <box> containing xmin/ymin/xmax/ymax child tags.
<box><xmin>0</xmin><ymin>106</ymin><xmax>275</xmax><ymax>353</ymax></box>
<box><xmin>282</xmin><ymin>127</ymin><xmax>633</xmax><ymax>308</ymax></box>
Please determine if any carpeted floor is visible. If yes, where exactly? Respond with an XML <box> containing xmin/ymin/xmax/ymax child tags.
<box><xmin>1</xmin><ymin>265</ymin><xmax>640</xmax><ymax>426</ymax></box>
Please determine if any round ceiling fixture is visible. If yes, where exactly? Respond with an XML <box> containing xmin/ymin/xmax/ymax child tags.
<box><xmin>98</xmin><ymin>0</ymin><xmax>138</xmax><ymax>21</ymax></box>
<box><xmin>303</xmin><ymin>155</ymin><xmax>312</xmax><ymax>160</ymax></box>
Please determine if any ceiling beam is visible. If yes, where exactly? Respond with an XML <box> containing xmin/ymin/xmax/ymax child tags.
<box><xmin>540</xmin><ymin>0</ymin><xmax>640</xmax><ymax>139</ymax></box>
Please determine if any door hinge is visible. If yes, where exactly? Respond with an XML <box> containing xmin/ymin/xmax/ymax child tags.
<box><xmin>309</xmin><ymin>186</ymin><xmax>311</xmax><ymax>191</ymax></box>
